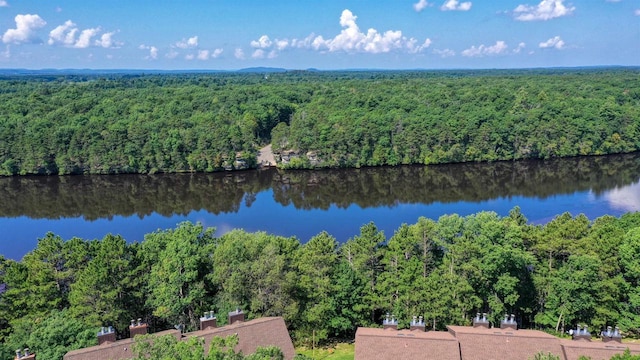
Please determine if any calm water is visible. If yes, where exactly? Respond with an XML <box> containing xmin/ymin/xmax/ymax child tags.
<box><xmin>1</xmin><ymin>153</ymin><xmax>639</xmax><ymax>260</ymax></box>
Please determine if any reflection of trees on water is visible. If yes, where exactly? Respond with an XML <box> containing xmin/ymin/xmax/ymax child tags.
<box><xmin>0</xmin><ymin>153</ymin><xmax>638</xmax><ymax>220</ymax></box>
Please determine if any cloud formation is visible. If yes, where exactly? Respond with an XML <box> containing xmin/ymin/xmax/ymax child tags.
<box><xmin>48</xmin><ymin>20</ymin><xmax>120</xmax><ymax>49</ymax></box>
<box><xmin>539</xmin><ymin>35</ymin><xmax>565</xmax><ymax>49</ymax></box>
<box><xmin>433</xmin><ymin>48</ymin><xmax>455</xmax><ymax>57</ymax></box>
<box><xmin>234</xmin><ymin>48</ymin><xmax>245</xmax><ymax>59</ymax></box>
<box><xmin>514</xmin><ymin>0</ymin><xmax>575</xmax><ymax>21</ymax></box>
<box><xmin>95</xmin><ymin>31</ymin><xmax>122</xmax><ymax>48</ymax></box>
<box><xmin>0</xmin><ymin>1</ymin><xmax>8</xmax><ymax>7</ymax></box>
<box><xmin>441</xmin><ymin>0</ymin><xmax>472</xmax><ymax>11</ymax></box>
<box><xmin>414</xmin><ymin>0</ymin><xmax>431</xmax><ymax>12</ymax></box>
<box><xmin>635</xmin><ymin>9</ymin><xmax>640</xmax><ymax>16</ymax></box>
<box><xmin>462</xmin><ymin>40</ymin><xmax>508</xmax><ymax>57</ymax></box>
<box><xmin>252</xmin><ymin>9</ymin><xmax>432</xmax><ymax>55</ymax></box>
<box><xmin>175</xmin><ymin>36</ymin><xmax>198</xmax><ymax>49</ymax></box>
<box><xmin>2</xmin><ymin>14</ymin><xmax>46</xmax><ymax>44</ymax></box>
<box><xmin>139</xmin><ymin>44</ymin><xmax>158</xmax><ymax>59</ymax></box>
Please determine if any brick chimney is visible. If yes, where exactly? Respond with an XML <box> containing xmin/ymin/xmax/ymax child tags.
<box><xmin>410</xmin><ymin>316</ymin><xmax>426</xmax><ymax>332</ymax></box>
<box><xmin>97</xmin><ymin>326</ymin><xmax>116</xmax><ymax>345</ymax></box>
<box><xmin>572</xmin><ymin>324</ymin><xmax>592</xmax><ymax>341</ymax></box>
<box><xmin>129</xmin><ymin>318</ymin><xmax>148</xmax><ymax>338</ymax></box>
<box><xmin>228</xmin><ymin>308</ymin><xmax>245</xmax><ymax>325</ymax></box>
<box><xmin>14</xmin><ymin>348</ymin><xmax>35</xmax><ymax>360</ymax></box>
<box><xmin>602</xmin><ymin>326</ymin><xmax>622</xmax><ymax>343</ymax></box>
<box><xmin>382</xmin><ymin>314</ymin><xmax>398</xmax><ymax>330</ymax></box>
<box><xmin>500</xmin><ymin>314</ymin><xmax>517</xmax><ymax>330</ymax></box>
<box><xmin>200</xmin><ymin>311</ymin><xmax>217</xmax><ymax>330</ymax></box>
<box><xmin>473</xmin><ymin>313</ymin><xmax>490</xmax><ymax>329</ymax></box>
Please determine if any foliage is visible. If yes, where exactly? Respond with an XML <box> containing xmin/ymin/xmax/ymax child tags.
<box><xmin>530</xmin><ymin>352</ymin><xmax>561</xmax><ymax>360</ymax></box>
<box><xmin>0</xmin><ymin>69</ymin><xmax>638</xmax><ymax>175</ymax></box>
<box><xmin>131</xmin><ymin>333</ymin><xmax>284</xmax><ymax>360</ymax></box>
<box><xmin>3</xmin><ymin>210</ymin><xmax>640</xmax><ymax>359</ymax></box>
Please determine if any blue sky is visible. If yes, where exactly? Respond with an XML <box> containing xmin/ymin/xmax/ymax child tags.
<box><xmin>0</xmin><ymin>0</ymin><xmax>638</xmax><ymax>70</ymax></box>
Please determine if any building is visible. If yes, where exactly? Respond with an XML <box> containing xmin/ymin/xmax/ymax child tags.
<box><xmin>64</xmin><ymin>310</ymin><xmax>295</xmax><ymax>360</ymax></box>
<box><xmin>355</xmin><ymin>314</ymin><xmax>640</xmax><ymax>360</ymax></box>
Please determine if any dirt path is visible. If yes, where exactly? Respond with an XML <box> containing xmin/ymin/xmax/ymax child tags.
<box><xmin>257</xmin><ymin>144</ymin><xmax>277</xmax><ymax>167</ymax></box>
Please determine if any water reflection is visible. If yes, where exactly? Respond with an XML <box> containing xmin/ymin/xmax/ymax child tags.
<box><xmin>0</xmin><ymin>154</ymin><xmax>638</xmax><ymax>219</ymax></box>
<box><xmin>0</xmin><ymin>153</ymin><xmax>639</xmax><ymax>260</ymax></box>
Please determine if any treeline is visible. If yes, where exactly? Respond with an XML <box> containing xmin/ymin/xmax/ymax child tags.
<box><xmin>0</xmin><ymin>68</ymin><xmax>639</xmax><ymax>175</ymax></box>
<box><xmin>3</xmin><ymin>210</ymin><xmax>640</xmax><ymax>359</ymax></box>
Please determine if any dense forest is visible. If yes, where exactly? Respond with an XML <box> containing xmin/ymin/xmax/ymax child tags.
<box><xmin>0</xmin><ymin>68</ymin><xmax>638</xmax><ymax>175</ymax></box>
<box><xmin>2</xmin><ymin>210</ymin><xmax>640</xmax><ymax>359</ymax></box>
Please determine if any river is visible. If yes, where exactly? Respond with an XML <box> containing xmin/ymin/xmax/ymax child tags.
<box><xmin>1</xmin><ymin>153</ymin><xmax>639</xmax><ymax>260</ymax></box>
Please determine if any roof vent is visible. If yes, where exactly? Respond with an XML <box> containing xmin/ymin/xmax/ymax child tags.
<box><xmin>97</xmin><ymin>326</ymin><xmax>116</xmax><ymax>345</ymax></box>
<box><xmin>228</xmin><ymin>308</ymin><xmax>244</xmax><ymax>325</ymax></box>
<box><xmin>571</xmin><ymin>324</ymin><xmax>592</xmax><ymax>341</ymax></box>
<box><xmin>500</xmin><ymin>314</ymin><xmax>517</xmax><ymax>330</ymax></box>
<box><xmin>473</xmin><ymin>313</ymin><xmax>490</xmax><ymax>329</ymax></box>
<box><xmin>200</xmin><ymin>310</ymin><xmax>217</xmax><ymax>330</ymax></box>
<box><xmin>382</xmin><ymin>313</ymin><xmax>398</xmax><ymax>330</ymax></box>
<box><xmin>602</xmin><ymin>326</ymin><xmax>622</xmax><ymax>343</ymax></box>
<box><xmin>14</xmin><ymin>348</ymin><xmax>35</xmax><ymax>360</ymax></box>
<box><xmin>410</xmin><ymin>315</ymin><xmax>426</xmax><ymax>332</ymax></box>
<box><xmin>129</xmin><ymin>318</ymin><xmax>148</xmax><ymax>338</ymax></box>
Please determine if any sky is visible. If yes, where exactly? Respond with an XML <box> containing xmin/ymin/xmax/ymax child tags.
<box><xmin>0</xmin><ymin>0</ymin><xmax>638</xmax><ymax>70</ymax></box>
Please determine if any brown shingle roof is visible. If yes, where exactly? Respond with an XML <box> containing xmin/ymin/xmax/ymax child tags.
<box><xmin>184</xmin><ymin>317</ymin><xmax>295</xmax><ymax>359</ymax></box>
<box><xmin>63</xmin><ymin>317</ymin><xmax>295</xmax><ymax>360</ymax></box>
<box><xmin>447</xmin><ymin>325</ymin><xmax>564</xmax><ymax>360</ymax></box>
<box><xmin>355</xmin><ymin>327</ymin><xmax>460</xmax><ymax>360</ymax></box>
<box><xmin>561</xmin><ymin>339</ymin><xmax>640</xmax><ymax>360</ymax></box>
<box><xmin>63</xmin><ymin>329</ymin><xmax>181</xmax><ymax>360</ymax></box>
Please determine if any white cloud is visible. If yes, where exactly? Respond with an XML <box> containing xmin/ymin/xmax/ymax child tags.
<box><xmin>635</xmin><ymin>9</ymin><xmax>640</xmax><ymax>16</ymax></box>
<box><xmin>252</xmin><ymin>49</ymin><xmax>265</xmax><ymax>59</ymax></box>
<box><xmin>514</xmin><ymin>0</ymin><xmax>575</xmax><ymax>21</ymax></box>
<box><xmin>513</xmin><ymin>42</ymin><xmax>526</xmax><ymax>53</ymax></box>
<box><xmin>441</xmin><ymin>0</ymin><xmax>472</xmax><ymax>11</ymax></box>
<box><xmin>234</xmin><ymin>48</ymin><xmax>245</xmax><ymax>59</ymax></box>
<box><xmin>197</xmin><ymin>49</ymin><xmax>209</xmax><ymax>60</ymax></box>
<box><xmin>275</xmin><ymin>39</ymin><xmax>289</xmax><ymax>50</ymax></box>
<box><xmin>48</xmin><ymin>20</ymin><xmax>76</xmax><ymax>46</ymax></box>
<box><xmin>251</xmin><ymin>35</ymin><xmax>272</xmax><ymax>49</ymax></box>
<box><xmin>185</xmin><ymin>53</ymin><xmax>194</xmax><ymax>60</ymax></box>
<box><xmin>0</xmin><ymin>1</ymin><xmax>8</xmax><ymax>7</ymax></box>
<box><xmin>175</xmin><ymin>36</ymin><xmax>198</xmax><ymax>49</ymax></box>
<box><xmin>212</xmin><ymin>48</ymin><xmax>223</xmax><ymax>58</ymax></box>
<box><xmin>308</xmin><ymin>9</ymin><xmax>430</xmax><ymax>54</ymax></box>
<box><xmin>74</xmin><ymin>28</ymin><xmax>100</xmax><ymax>48</ymax></box>
<box><xmin>433</xmin><ymin>48</ymin><xmax>455</xmax><ymax>57</ymax></box>
<box><xmin>95</xmin><ymin>31</ymin><xmax>122</xmax><ymax>48</ymax></box>
<box><xmin>2</xmin><ymin>14</ymin><xmax>46</xmax><ymax>44</ymax></box>
<box><xmin>49</xmin><ymin>20</ymin><xmax>115</xmax><ymax>49</ymax></box>
<box><xmin>414</xmin><ymin>0</ymin><xmax>431</xmax><ymax>12</ymax></box>
<box><xmin>139</xmin><ymin>44</ymin><xmax>158</xmax><ymax>60</ymax></box>
<box><xmin>539</xmin><ymin>35</ymin><xmax>565</xmax><ymax>49</ymax></box>
<box><xmin>462</xmin><ymin>40</ymin><xmax>508</xmax><ymax>57</ymax></box>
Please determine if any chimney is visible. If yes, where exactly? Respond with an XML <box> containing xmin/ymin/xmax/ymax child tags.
<box><xmin>129</xmin><ymin>318</ymin><xmax>148</xmax><ymax>338</ymax></box>
<box><xmin>602</xmin><ymin>326</ymin><xmax>622</xmax><ymax>343</ymax></box>
<box><xmin>500</xmin><ymin>314</ymin><xmax>517</xmax><ymax>330</ymax></box>
<box><xmin>97</xmin><ymin>326</ymin><xmax>116</xmax><ymax>345</ymax></box>
<box><xmin>228</xmin><ymin>308</ymin><xmax>244</xmax><ymax>325</ymax></box>
<box><xmin>200</xmin><ymin>311</ymin><xmax>217</xmax><ymax>330</ymax></box>
<box><xmin>410</xmin><ymin>316</ymin><xmax>426</xmax><ymax>332</ymax></box>
<box><xmin>14</xmin><ymin>348</ymin><xmax>35</xmax><ymax>360</ymax></box>
<box><xmin>382</xmin><ymin>313</ymin><xmax>398</xmax><ymax>330</ymax></box>
<box><xmin>473</xmin><ymin>313</ymin><xmax>490</xmax><ymax>329</ymax></box>
<box><xmin>572</xmin><ymin>324</ymin><xmax>592</xmax><ymax>341</ymax></box>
